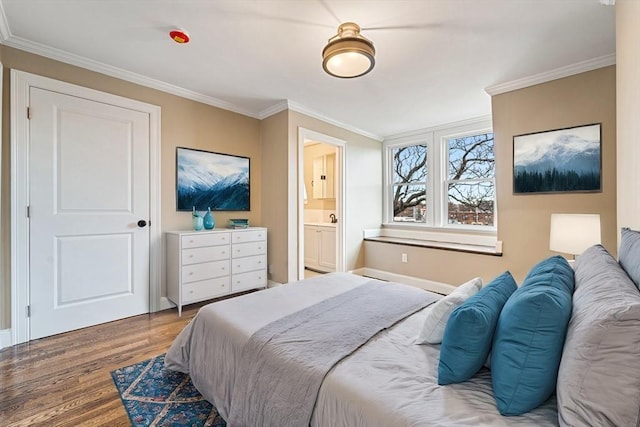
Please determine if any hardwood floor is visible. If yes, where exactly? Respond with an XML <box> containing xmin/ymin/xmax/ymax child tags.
<box><xmin>0</xmin><ymin>296</ymin><xmax>240</xmax><ymax>426</ymax></box>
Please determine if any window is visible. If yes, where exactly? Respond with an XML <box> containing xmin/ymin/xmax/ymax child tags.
<box><xmin>445</xmin><ymin>132</ymin><xmax>495</xmax><ymax>227</ymax></box>
<box><xmin>384</xmin><ymin>118</ymin><xmax>495</xmax><ymax>235</ymax></box>
<box><xmin>392</xmin><ymin>144</ymin><xmax>427</xmax><ymax>223</ymax></box>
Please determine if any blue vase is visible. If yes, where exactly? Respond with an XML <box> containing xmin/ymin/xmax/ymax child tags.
<box><xmin>192</xmin><ymin>214</ymin><xmax>203</xmax><ymax>231</ymax></box>
<box><xmin>203</xmin><ymin>207</ymin><xmax>215</xmax><ymax>230</ymax></box>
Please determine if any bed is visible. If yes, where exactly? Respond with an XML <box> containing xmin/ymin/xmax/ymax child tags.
<box><xmin>165</xmin><ymin>229</ymin><xmax>640</xmax><ymax>427</ymax></box>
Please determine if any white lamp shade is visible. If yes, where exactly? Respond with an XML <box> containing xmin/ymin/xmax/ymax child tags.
<box><xmin>550</xmin><ymin>213</ymin><xmax>601</xmax><ymax>256</ymax></box>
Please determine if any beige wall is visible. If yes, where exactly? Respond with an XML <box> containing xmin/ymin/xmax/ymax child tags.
<box><xmin>495</xmin><ymin>66</ymin><xmax>616</xmax><ymax>280</ymax></box>
<box><xmin>616</xmin><ymin>0</ymin><xmax>640</xmax><ymax>233</ymax></box>
<box><xmin>0</xmin><ymin>45</ymin><xmax>262</xmax><ymax>329</ymax></box>
<box><xmin>259</xmin><ymin>110</ymin><xmax>289</xmax><ymax>283</ymax></box>
<box><xmin>303</xmin><ymin>143</ymin><xmax>336</xmax><ymax>212</ymax></box>
<box><xmin>365</xmin><ymin>66</ymin><xmax>617</xmax><ymax>285</ymax></box>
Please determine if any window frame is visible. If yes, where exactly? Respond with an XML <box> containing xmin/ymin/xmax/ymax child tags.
<box><xmin>438</xmin><ymin>125</ymin><xmax>496</xmax><ymax>232</ymax></box>
<box><xmin>383</xmin><ymin>117</ymin><xmax>496</xmax><ymax>243</ymax></box>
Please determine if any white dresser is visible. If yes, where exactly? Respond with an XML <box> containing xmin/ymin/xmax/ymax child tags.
<box><xmin>166</xmin><ymin>227</ymin><xmax>267</xmax><ymax>316</ymax></box>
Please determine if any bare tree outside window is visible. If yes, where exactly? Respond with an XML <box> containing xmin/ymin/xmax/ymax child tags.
<box><xmin>392</xmin><ymin>145</ymin><xmax>426</xmax><ymax>221</ymax></box>
<box><xmin>446</xmin><ymin>133</ymin><xmax>495</xmax><ymax>226</ymax></box>
<box><xmin>390</xmin><ymin>132</ymin><xmax>494</xmax><ymax>226</ymax></box>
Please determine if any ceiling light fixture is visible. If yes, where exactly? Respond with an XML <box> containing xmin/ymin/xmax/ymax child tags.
<box><xmin>322</xmin><ymin>22</ymin><xmax>375</xmax><ymax>78</ymax></box>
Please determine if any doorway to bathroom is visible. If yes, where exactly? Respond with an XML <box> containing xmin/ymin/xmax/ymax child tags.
<box><xmin>297</xmin><ymin>128</ymin><xmax>345</xmax><ymax>281</ymax></box>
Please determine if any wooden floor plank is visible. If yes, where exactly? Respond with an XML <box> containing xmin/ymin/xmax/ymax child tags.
<box><xmin>0</xmin><ymin>297</ymin><xmax>234</xmax><ymax>426</ymax></box>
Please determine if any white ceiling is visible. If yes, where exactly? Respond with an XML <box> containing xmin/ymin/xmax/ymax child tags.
<box><xmin>0</xmin><ymin>0</ymin><xmax>615</xmax><ymax>139</ymax></box>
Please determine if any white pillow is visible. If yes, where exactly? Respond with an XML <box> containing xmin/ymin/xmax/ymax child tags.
<box><xmin>415</xmin><ymin>277</ymin><xmax>483</xmax><ymax>345</ymax></box>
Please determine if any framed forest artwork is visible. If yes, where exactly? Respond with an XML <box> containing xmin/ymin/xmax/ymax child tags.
<box><xmin>513</xmin><ymin>123</ymin><xmax>601</xmax><ymax>194</ymax></box>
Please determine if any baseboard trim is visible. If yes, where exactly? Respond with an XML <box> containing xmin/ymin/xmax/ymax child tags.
<box><xmin>353</xmin><ymin>268</ymin><xmax>456</xmax><ymax>295</ymax></box>
<box><xmin>160</xmin><ymin>297</ymin><xmax>176</xmax><ymax>311</ymax></box>
<box><xmin>0</xmin><ymin>329</ymin><xmax>12</xmax><ymax>350</ymax></box>
<box><xmin>268</xmin><ymin>280</ymin><xmax>283</xmax><ymax>288</ymax></box>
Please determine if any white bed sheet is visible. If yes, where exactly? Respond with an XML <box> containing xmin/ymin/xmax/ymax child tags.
<box><xmin>312</xmin><ymin>299</ymin><xmax>559</xmax><ymax>427</ymax></box>
<box><xmin>166</xmin><ymin>272</ymin><xmax>560</xmax><ymax>426</ymax></box>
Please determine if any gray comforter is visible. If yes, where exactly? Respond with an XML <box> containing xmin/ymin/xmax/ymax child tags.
<box><xmin>165</xmin><ymin>273</ymin><xmax>561</xmax><ymax>427</ymax></box>
<box><xmin>227</xmin><ymin>280</ymin><xmax>437</xmax><ymax>427</ymax></box>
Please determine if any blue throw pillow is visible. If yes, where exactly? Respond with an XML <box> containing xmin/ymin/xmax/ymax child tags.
<box><xmin>491</xmin><ymin>256</ymin><xmax>574</xmax><ymax>416</ymax></box>
<box><xmin>438</xmin><ymin>271</ymin><xmax>517</xmax><ymax>385</ymax></box>
<box><xmin>522</xmin><ymin>255</ymin><xmax>575</xmax><ymax>294</ymax></box>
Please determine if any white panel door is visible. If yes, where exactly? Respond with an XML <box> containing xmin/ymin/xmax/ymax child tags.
<box><xmin>29</xmin><ymin>87</ymin><xmax>150</xmax><ymax>340</ymax></box>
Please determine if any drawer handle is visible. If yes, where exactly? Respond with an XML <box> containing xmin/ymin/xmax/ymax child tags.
<box><xmin>189</xmin><ymin>272</ymin><xmax>194</xmax><ymax>275</ymax></box>
<box><xmin>258</xmin><ymin>261</ymin><xmax>262</xmax><ymax>264</ymax></box>
<box><xmin>189</xmin><ymin>254</ymin><xmax>194</xmax><ymax>258</ymax></box>
<box><xmin>237</xmin><ymin>280</ymin><xmax>241</xmax><ymax>284</ymax></box>
<box><xmin>189</xmin><ymin>290</ymin><xmax>194</xmax><ymax>294</ymax></box>
<box><xmin>237</xmin><ymin>264</ymin><xmax>241</xmax><ymax>268</ymax></box>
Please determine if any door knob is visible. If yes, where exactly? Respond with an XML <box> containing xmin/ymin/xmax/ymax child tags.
<box><xmin>137</xmin><ymin>220</ymin><xmax>147</xmax><ymax>228</ymax></box>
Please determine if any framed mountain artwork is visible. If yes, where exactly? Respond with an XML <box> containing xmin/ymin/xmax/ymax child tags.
<box><xmin>176</xmin><ymin>147</ymin><xmax>250</xmax><ymax>211</ymax></box>
<box><xmin>513</xmin><ymin>123</ymin><xmax>601</xmax><ymax>194</ymax></box>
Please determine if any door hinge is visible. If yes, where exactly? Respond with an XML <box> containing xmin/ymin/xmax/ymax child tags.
<box><xmin>26</xmin><ymin>205</ymin><xmax>30</xmax><ymax>218</ymax></box>
<box><xmin>27</xmin><ymin>107</ymin><xmax>31</xmax><ymax>120</ymax></box>
<box><xmin>26</xmin><ymin>305</ymin><xmax>31</xmax><ymax>318</ymax></box>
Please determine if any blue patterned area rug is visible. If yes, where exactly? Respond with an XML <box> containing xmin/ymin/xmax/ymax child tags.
<box><xmin>111</xmin><ymin>354</ymin><xmax>226</xmax><ymax>427</ymax></box>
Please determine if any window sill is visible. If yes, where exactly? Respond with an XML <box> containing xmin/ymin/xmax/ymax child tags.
<box><xmin>364</xmin><ymin>226</ymin><xmax>502</xmax><ymax>256</ymax></box>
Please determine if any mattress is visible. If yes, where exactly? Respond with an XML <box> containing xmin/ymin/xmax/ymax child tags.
<box><xmin>165</xmin><ymin>272</ymin><xmax>559</xmax><ymax>426</ymax></box>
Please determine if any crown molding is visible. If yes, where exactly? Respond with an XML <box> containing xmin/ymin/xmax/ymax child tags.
<box><xmin>385</xmin><ymin>115</ymin><xmax>492</xmax><ymax>142</ymax></box>
<box><xmin>485</xmin><ymin>53</ymin><xmax>616</xmax><ymax>96</ymax></box>
<box><xmin>286</xmin><ymin>101</ymin><xmax>383</xmax><ymax>142</ymax></box>
<box><xmin>0</xmin><ymin>1</ymin><xmax>261</xmax><ymax>119</ymax></box>
<box><xmin>2</xmin><ymin>35</ymin><xmax>261</xmax><ymax>118</ymax></box>
<box><xmin>258</xmin><ymin>100</ymin><xmax>290</xmax><ymax>119</ymax></box>
<box><xmin>258</xmin><ymin>99</ymin><xmax>382</xmax><ymax>141</ymax></box>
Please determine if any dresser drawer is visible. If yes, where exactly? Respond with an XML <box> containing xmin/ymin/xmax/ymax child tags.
<box><xmin>182</xmin><ymin>260</ymin><xmax>229</xmax><ymax>284</ymax></box>
<box><xmin>232</xmin><ymin>241</ymin><xmax>266</xmax><ymax>258</ymax></box>
<box><xmin>181</xmin><ymin>232</ymin><xmax>230</xmax><ymax>249</ymax></box>
<box><xmin>232</xmin><ymin>269</ymin><xmax>267</xmax><ymax>292</ymax></box>
<box><xmin>182</xmin><ymin>245</ymin><xmax>229</xmax><ymax>265</ymax></box>
<box><xmin>233</xmin><ymin>254</ymin><xmax>266</xmax><ymax>274</ymax></box>
<box><xmin>231</xmin><ymin>229</ymin><xmax>266</xmax><ymax>244</ymax></box>
<box><xmin>182</xmin><ymin>276</ymin><xmax>230</xmax><ymax>303</ymax></box>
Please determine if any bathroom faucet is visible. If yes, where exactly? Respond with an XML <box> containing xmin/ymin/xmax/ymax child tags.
<box><xmin>329</xmin><ymin>213</ymin><xmax>337</xmax><ymax>223</ymax></box>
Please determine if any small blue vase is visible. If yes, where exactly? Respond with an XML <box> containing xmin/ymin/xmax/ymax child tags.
<box><xmin>192</xmin><ymin>214</ymin><xmax>203</xmax><ymax>231</ymax></box>
<box><xmin>203</xmin><ymin>207</ymin><xmax>215</xmax><ymax>230</ymax></box>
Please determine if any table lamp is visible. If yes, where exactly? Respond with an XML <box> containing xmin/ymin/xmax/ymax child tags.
<box><xmin>550</xmin><ymin>213</ymin><xmax>601</xmax><ymax>259</ymax></box>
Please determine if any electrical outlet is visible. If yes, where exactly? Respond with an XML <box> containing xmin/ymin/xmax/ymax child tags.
<box><xmin>268</xmin><ymin>264</ymin><xmax>273</xmax><ymax>273</ymax></box>
<box><xmin>401</xmin><ymin>253</ymin><xmax>408</xmax><ymax>263</ymax></box>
